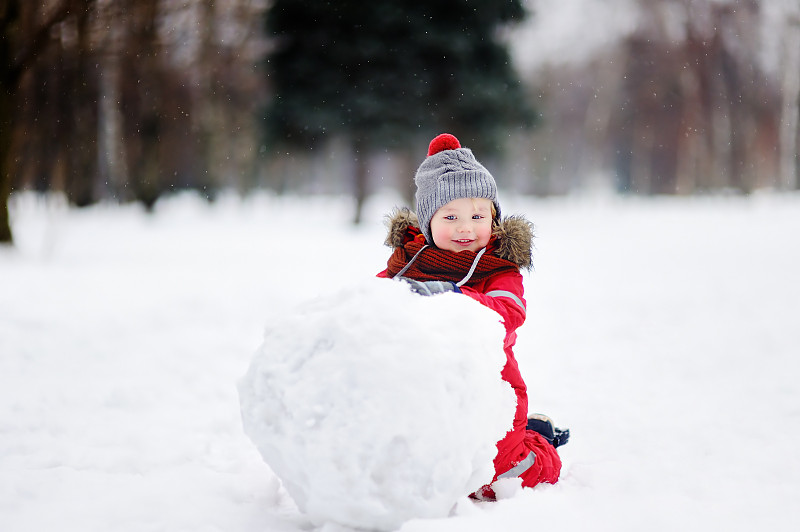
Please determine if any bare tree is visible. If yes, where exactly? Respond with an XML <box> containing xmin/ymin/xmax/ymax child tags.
<box><xmin>779</xmin><ymin>12</ymin><xmax>800</xmax><ymax>190</ymax></box>
<box><xmin>612</xmin><ymin>0</ymin><xmax>777</xmax><ymax>194</ymax></box>
<box><xmin>95</xmin><ymin>0</ymin><xmax>129</xmax><ymax>201</ymax></box>
<box><xmin>1</xmin><ymin>0</ymin><xmax>83</xmax><ymax>244</ymax></box>
<box><xmin>3</xmin><ymin>0</ymin><xmax>270</xmax><ymax>230</ymax></box>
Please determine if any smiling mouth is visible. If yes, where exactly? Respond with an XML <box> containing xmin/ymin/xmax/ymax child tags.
<box><xmin>454</xmin><ymin>239</ymin><xmax>474</xmax><ymax>245</ymax></box>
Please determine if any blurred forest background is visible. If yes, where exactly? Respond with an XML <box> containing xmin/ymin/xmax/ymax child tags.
<box><xmin>2</xmin><ymin>0</ymin><xmax>799</xmax><ymax>244</ymax></box>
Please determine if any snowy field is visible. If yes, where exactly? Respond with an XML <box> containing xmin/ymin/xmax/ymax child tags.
<box><xmin>2</xmin><ymin>190</ymin><xmax>799</xmax><ymax>532</ymax></box>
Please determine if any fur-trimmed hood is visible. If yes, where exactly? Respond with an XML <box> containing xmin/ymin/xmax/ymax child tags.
<box><xmin>384</xmin><ymin>207</ymin><xmax>534</xmax><ymax>270</ymax></box>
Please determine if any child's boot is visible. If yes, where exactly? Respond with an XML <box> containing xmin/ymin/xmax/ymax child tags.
<box><xmin>526</xmin><ymin>413</ymin><xmax>570</xmax><ymax>448</ymax></box>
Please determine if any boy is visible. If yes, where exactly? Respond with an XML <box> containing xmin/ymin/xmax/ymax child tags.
<box><xmin>378</xmin><ymin>133</ymin><xmax>568</xmax><ymax>500</ymax></box>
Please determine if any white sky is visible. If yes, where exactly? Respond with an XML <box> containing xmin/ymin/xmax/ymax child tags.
<box><xmin>509</xmin><ymin>0</ymin><xmax>800</xmax><ymax>76</ymax></box>
<box><xmin>508</xmin><ymin>0</ymin><xmax>639</xmax><ymax>73</ymax></box>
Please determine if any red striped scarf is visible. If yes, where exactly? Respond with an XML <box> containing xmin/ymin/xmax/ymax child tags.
<box><xmin>386</xmin><ymin>237</ymin><xmax>518</xmax><ymax>287</ymax></box>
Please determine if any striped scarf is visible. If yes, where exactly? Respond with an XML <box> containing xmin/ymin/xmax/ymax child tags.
<box><xmin>386</xmin><ymin>238</ymin><xmax>518</xmax><ymax>287</ymax></box>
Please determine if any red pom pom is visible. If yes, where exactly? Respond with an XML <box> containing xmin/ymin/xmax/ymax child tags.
<box><xmin>427</xmin><ymin>133</ymin><xmax>461</xmax><ymax>156</ymax></box>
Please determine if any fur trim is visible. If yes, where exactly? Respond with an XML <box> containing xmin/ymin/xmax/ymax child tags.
<box><xmin>383</xmin><ymin>208</ymin><xmax>419</xmax><ymax>248</ymax></box>
<box><xmin>492</xmin><ymin>215</ymin><xmax>534</xmax><ymax>270</ymax></box>
<box><xmin>384</xmin><ymin>207</ymin><xmax>534</xmax><ymax>270</ymax></box>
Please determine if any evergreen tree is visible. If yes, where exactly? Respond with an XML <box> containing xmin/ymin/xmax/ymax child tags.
<box><xmin>263</xmin><ymin>0</ymin><xmax>533</xmax><ymax>219</ymax></box>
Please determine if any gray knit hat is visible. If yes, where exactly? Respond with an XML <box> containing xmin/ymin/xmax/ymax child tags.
<box><xmin>414</xmin><ymin>133</ymin><xmax>500</xmax><ymax>245</ymax></box>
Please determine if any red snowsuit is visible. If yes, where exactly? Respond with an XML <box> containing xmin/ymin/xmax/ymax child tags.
<box><xmin>378</xmin><ymin>215</ymin><xmax>561</xmax><ymax>494</ymax></box>
<box><xmin>455</xmin><ymin>270</ymin><xmax>562</xmax><ymax>492</ymax></box>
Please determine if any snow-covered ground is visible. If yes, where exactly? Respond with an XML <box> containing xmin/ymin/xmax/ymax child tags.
<box><xmin>2</xmin><ymin>190</ymin><xmax>799</xmax><ymax>532</ymax></box>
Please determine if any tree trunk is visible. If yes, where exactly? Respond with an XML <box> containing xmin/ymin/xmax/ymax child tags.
<box><xmin>0</xmin><ymin>1</ymin><xmax>20</xmax><ymax>244</ymax></box>
<box><xmin>97</xmin><ymin>16</ymin><xmax>129</xmax><ymax>202</ymax></box>
<box><xmin>352</xmin><ymin>136</ymin><xmax>368</xmax><ymax>225</ymax></box>
<box><xmin>0</xmin><ymin>88</ymin><xmax>13</xmax><ymax>244</ymax></box>
<box><xmin>0</xmin><ymin>0</ymin><xmax>79</xmax><ymax>243</ymax></box>
<box><xmin>195</xmin><ymin>0</ymin><xmax>218</xmax><ymax>197</ymax></box>
<box><xmin>779</xmin><ymin>18</ymin><xmax>800</xmax><ymax>191</ymax></box>
<box><xmin>126</xmin><ymin>0</ymin><xmax>163</xmax><ymax>209</ymax></box>
<box><xmin>395</xmin><ymin>148</ymin><xmax>416</xmax><ymax>209</ymax></box>
<box><xmin>66</xmin><ymin>1</ymin><xmax>99</xmax><ymax>207</ymax></box>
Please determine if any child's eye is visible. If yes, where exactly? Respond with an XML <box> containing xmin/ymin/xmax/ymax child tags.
<box><xmin>444</xmin><ymin>215</ymin><xmax>456</xmax><ymax>220</ymax></box>
<box><xmin>472</xmin><ymin>214</ymin><xmax>484</xmax><ymax>220</ymax></box>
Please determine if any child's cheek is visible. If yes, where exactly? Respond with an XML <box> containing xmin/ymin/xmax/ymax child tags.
<box><xmin>431</xmin><ymin>227</ymin><xmax>448</xmax><ymax>248</ymax></box>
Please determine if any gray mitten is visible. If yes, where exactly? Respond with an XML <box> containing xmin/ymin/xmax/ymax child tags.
<box><xmin>399</xmin><ymin>277</ymin><xmax>461</xmax><ymax>296</ymax></box>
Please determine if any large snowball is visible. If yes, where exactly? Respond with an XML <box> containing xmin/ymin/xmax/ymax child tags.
<box><xmin>238</xmin><ymin>278</ymin><xmax>516</xmax><ymax>531</ymax></box>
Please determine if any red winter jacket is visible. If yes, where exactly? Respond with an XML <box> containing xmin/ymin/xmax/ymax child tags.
<box><xmin>379</xmin><ymin>209</ymin><xmax>561</xmax><ymax>491</ymax></box>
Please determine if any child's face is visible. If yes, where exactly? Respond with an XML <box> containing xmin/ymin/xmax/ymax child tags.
<box><xmin>430</xmin><ymin>197</ymin><xmax>493</xmax><ymax>253</ymax></box>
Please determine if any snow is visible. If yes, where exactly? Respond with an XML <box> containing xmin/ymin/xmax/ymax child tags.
<box><xmin>238</xmin><ymin>279</ymin><xmax>515</xmax><ymax>530</ymax></box>
<box><xmin>2</xmin><ymin>190</ymin><xmax>800</xmax><ymax>531</ymax></box>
